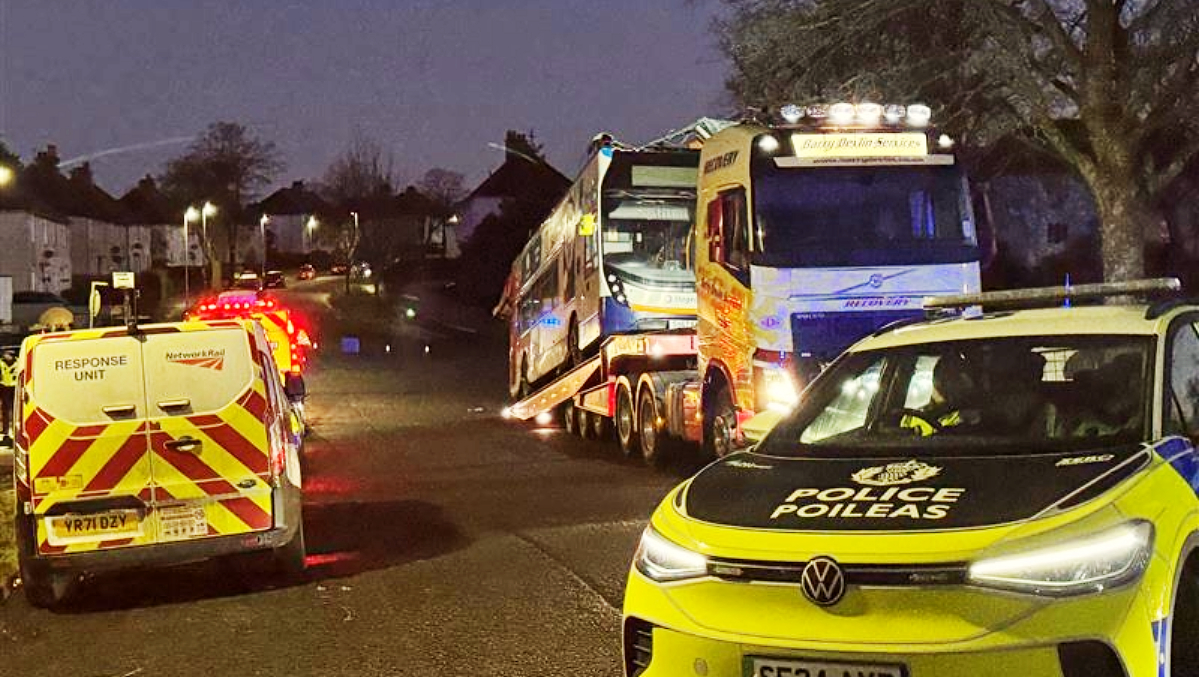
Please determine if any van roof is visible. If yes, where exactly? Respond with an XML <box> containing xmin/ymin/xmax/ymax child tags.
<box><xmin>21</xmin><ymin>319</ymin><xmax>253</xmax><ymax>350</ymax></box>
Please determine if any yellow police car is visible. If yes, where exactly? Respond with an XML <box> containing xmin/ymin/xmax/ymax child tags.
<box><xmin>624</xmin><ymin>279</ymin><xmax>1199</xmax><ymax>677</ymax></box>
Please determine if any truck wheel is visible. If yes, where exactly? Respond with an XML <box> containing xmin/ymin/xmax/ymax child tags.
<box><xmin>704</xmin><ymin>382</ymin><xmax>737</xmax><ymax>459</ymax></box>
<box><xmin>638</xmin><ymin>388</ymin><xmax>672</xmax><ymax>468</ymax></box>
<box><xmin>616</xmin><ymin>385</ymin><xmax>639</xmax><ymax>457</ymax></box>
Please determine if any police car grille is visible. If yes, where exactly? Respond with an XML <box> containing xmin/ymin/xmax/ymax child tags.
<box><xmin>623</xmin><ymin>617</ymin><xmax>654</xmax><ymax>676</ymax></box>
<box><xmin>707</xmin><ymin>558</ymin><xmax>968</xmax><ymax>586</ymax></box>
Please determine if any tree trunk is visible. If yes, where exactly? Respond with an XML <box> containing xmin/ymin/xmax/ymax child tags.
<box><xmin>1088</xmin><ymin>177</ymin><xmax>1153</xmax><ymax>282</ymax></box>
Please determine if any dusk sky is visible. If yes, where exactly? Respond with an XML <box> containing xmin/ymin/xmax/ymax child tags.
<box><xmin>0</xmin><ymin>1</ymin><xmax>730</xmax><ymax>197</ymax></box>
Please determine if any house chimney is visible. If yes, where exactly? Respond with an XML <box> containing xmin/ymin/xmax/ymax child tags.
<box><xmin>69</xmin><ymin>162</ymin><xmax>94</xmax><ymax>186</ymax></box>
<box><xmin>291</xmin><ymin>180</ymin><xmax>304</xmax><ymax>191</ymax></box>
<box><xmin>138</xmin><ymin>174</ymin><xmax>157</xmax><ymax>192</ymax></box>
<box><xmin>35</xmin><ymin>144</ymin><xmax>60</xmax><ymax>169</ymax></box>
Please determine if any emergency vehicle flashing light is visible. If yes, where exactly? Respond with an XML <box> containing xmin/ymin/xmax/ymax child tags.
<box><xmin>781</xmin><ymin>102</ymin><xmax>933</xmax><ymax>127</ymax></box>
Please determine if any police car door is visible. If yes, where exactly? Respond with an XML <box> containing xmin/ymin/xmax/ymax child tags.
<box><xmin>140</xmin><ymin>325</ymin><xmax>275</xmax><ymax>542</ymax></box>
<box><xmin>25</xmin><ymin>334</ymin><xmax>153</xmax><ymax>554</ymax></box>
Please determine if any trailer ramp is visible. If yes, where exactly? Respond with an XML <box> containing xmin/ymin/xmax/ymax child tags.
<box><xmin>508</xmin><ymin>356</ymin><xmax>603</xmax><ymax>420</ymax></box>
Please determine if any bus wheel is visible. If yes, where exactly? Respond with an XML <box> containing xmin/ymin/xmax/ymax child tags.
<box><xmin>567</xmin><ymin>317</ymin><xmax>582</xmax><ymax>368</ymax></box>
<box><xmin>639</xmin><ymin>388</ymin><xmax>671</xmax><ymax>468</ymax></box>
<box><xmin>563</xmin><ymin>400</ymin><xmax>579</xmax><ymax>436</ymax></box>
<box><xmin>517</xmin><ymin>359</ymin><xmax>532</xmax><ymax>401</ymax></box>
<box><xmin>704</xmin><ymin>382</ymin><xmax>737</xmax><ymax>459</ymax></box>
<box><xmin>616</xmin><ymin>385</ymin><xmax>639</xmax><ymax>457</ymax></box>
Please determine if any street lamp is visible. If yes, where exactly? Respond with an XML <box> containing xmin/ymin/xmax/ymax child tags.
<box><xmin>259</xmin><ymin>214</ymin><xmax>270</xmax><ymax>278</ymax></box>
<box><xmin>305</xmin><ymin>215</ymin><xmax>318</xmax><ymax>252</ymax></box>
<box><xmin>0</xmin><ymin>165</ymin><xmax>13</xmax><ymax>187</ymax></box>
<box><xmin>183</xmin><ymin>206</ymin><xmax>201</xmax><ymax>308</ymax></box>
<box><xmin>201</xmin><ymin>202</ymin><xmax>217</xmax><ymax>287</ymax></box>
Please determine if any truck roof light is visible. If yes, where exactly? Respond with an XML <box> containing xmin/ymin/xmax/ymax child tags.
<box><xmin>805</xmin><ymin>104</ymin><xmax>829</xmax><ymax>119</ymax></box>
<box><xmin>856</xmin><ymin>102</ymin><xmax>882</xmax><ymax>123</ymax></box>
<box><xmin>907</xmin><ymin>104</ymin><xmax>932</xmax><ymax>127</ymax></box>
<box><xmin>780</xmin><ymin>104</ymin><xmax>803</xmax><ymax>124</ymax></box>
<box><xmin>757</xmin><ymin>135</ymin><xmax>780</xmax><ymax>153</ymax></box>
<box><xmin>938</xmin><ymin>134</ymin><xmax>955</xmax><ymax>149</ymax></box>
<box><xmin>884</xmin><ymin>104</ymin><xmax>905</xmax><ymax>124</ymax></box>
<box><xmin>829</xmin><ymin>102</ymin><xmax>856</xmax><ymax>124</ymax></box>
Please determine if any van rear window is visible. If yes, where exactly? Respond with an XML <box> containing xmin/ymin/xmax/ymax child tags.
<box><xmin>142</xmin><ymin>328</ymin><xmax>255</xmax><ymax>417</ymax></box>
<box><xmin>31</xmin><ymin>336</ymin><xmax>145</xmax><ymax>425</ymax></box>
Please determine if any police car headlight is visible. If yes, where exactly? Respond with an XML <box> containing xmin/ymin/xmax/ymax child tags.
<box><xmin>968</xmin><ymin>521</ymin><xmax>1152</xmax><ymax>596</ymax></box>
<box><xmin>635</xmin><ymin>526</ymin><xmax>707</xmax><ymax>582</ymax></box>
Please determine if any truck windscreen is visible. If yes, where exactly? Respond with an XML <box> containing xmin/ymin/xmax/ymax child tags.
<box><xmin>751</xmin><ymin>164</ymin><xmax>978</xmax><ymax>268</ymax></box>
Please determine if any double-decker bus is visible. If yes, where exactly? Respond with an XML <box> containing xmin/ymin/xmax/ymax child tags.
<box><xmin>507</xmin><ymin>145</ymin><xmax>699</xmax><ymax>399</ymax></box>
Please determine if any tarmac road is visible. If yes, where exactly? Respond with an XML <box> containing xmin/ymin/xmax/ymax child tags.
<box><xmin>0</xmin><ymin>276</ymin><xmax>692</xmax><ymax>676</ymax></box>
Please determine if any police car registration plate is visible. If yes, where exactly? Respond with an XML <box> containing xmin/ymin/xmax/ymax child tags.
<box><xmin>47</xmin><ymin>509</ymin><xmax>142</xmax><ymax>545</ymax></box>
<box><xmin>746</xmin><ymin>657</ymin><xmax>906</xmax><ymax>677</ymax></box>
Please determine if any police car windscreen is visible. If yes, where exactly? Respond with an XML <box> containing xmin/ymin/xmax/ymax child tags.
<box><xmin>759</xmin><ymin>335</ymin><xmax>1152</xmax><ymax>457</ymax></box>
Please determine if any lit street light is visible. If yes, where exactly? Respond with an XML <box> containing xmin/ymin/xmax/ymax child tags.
<box><xmin>0</xmin><ymin>165</ymin><xmax>14</xmax><ymax>187</ymax></box>
<box><xmin>183</xmin><ymin>206</ymin><xmax>201</xmax><ymax>307</ymax></box>
<box><xmin>305</xmin><ymin>215</ymin><xmax>318</xmax><ymax>252</ymax></box>
<box><xmin>259</xmin><ymin>214</ymin><xmax>270</xmax><ymax>277</ymax></box>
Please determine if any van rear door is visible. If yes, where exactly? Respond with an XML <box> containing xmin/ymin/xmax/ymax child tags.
<box><xmin>26</xmin><ymin>335</ymin><xmax>153</xmax><ymax>554</ymax></box>
<box><xmin>141</xmin><ymin>326</ymin><xmax>275</xmax><ymax>541</ymax></box>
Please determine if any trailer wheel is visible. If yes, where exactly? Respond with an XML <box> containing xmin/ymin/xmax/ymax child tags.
<box><xmin>616</xmin><ymin>385</ymin><xmax>639</xmax><ymax>457</ymax></box>
<box><xmin>563</xmin><ymin>399</ymin><xmax>579</xmax><ymax>436</ymax></box>
<box><xmin>588</xmin><ymin>411</ymin><xmax>609</xmax><ymax>440</ymax></box>
<box><xmin>638</xmin><ymin>388</ymin><xmax>671</xmax><ymax>468</ymax></box>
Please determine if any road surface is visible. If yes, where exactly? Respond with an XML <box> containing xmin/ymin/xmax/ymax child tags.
<box><xmin>0</xmin><ymin>276</ymin><xmax>691</xmax><ymax>676</ymax></box>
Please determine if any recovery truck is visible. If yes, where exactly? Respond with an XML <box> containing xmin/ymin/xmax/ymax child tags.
<box><xmin>508</xmin><ymin>103</ymin><xmax>984</xmax><ymax>464</ymax></box>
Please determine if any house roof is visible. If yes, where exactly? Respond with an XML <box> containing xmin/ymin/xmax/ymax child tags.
<box><xmin>118</xmin><ymin>175</ymin><xmax>177</xmax><ymax>224</ymax></box>
<box><xmin>464</xmin><ymin>153</ymin><xmax>570</xmax><ymax>204</ymax></box>
<box><xmin>17</xmin><ymin>147</ymin><xmax>128</xmax><ymax>224</ymax></box>
<box><xmin>255</xmin><ymin>180</ymin><xmax>332</xmax><ymax>217</ymax></box>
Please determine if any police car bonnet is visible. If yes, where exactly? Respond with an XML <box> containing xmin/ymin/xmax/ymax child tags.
<box><xmin>684</xmin><ymin>448</ymin><xmax>1147</xmax><ymax>531</ymax></box>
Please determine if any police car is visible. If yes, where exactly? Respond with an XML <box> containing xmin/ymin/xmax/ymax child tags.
<box><xmin>624</xmin><ymin>279</ymin><xmax>1199</xmax><ymax>677</ymax></box>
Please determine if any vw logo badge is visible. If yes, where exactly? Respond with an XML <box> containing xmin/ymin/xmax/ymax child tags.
<box><xmin>800</xmin><ymin>556</ymin><xmax>846</xmax><ymax>606</ymax></box>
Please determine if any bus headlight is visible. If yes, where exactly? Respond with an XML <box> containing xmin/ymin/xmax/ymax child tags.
<box><xmin>968</xmin><ymin>521</ymin><xmax>1152</xmax><ymax>596</ymax></box>
<box><xmin>634</xmin><ymin>526</ymin><xmax>708</xmax><ymax>582</ymax></box>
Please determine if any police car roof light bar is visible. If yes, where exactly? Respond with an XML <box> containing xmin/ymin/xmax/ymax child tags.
<box><xmin>923</xmin><ymin>278</ymin><xmax>1182</xmax><ymax>311</ymax></box>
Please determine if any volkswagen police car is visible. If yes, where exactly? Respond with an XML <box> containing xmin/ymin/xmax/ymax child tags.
<box><xmin>624</xmin><ymin>279</ymin><xmax>1199</xmax><ymax>677</ymax></box>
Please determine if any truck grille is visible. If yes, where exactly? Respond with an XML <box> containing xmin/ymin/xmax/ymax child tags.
<box><xmin>792</xmin><ymin>310</ymin><xmax>917</xmax><ymax>361</ymax></box>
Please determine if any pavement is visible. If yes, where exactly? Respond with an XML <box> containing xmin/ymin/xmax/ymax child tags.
<box><xmin>0</xmin><ymin>274</ymin><xmax>694</xmax><ymax>676</ymax></box>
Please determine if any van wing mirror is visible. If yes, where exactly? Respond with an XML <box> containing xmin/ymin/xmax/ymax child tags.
<box><xmin>284</xmin><ymin>373</ymin><xmax>306</xmax><ymax>401</ymax></box>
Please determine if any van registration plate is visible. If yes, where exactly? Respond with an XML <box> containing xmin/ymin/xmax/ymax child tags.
<box><xmin>47</xmin><ymin>510</ymin><xmax>142</xmax><ymax>545</ymax></box>
<box><xmin>746</xmin><ymin>657</ymin><xmax>906</xmax><ymax>677</ymax></box>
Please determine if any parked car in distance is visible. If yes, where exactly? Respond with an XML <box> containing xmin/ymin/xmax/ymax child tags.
<box><xmin>330</xmin><ymin>262</ymin><xmax>348</xmax><ymax>275</ymax></box>
<box><xmin>298</xmin><ymin>264</ymin><xmax>316</xmax><ymax>280</ymax></box>
<box><xmin>11</xmin><ymin>291</ymin><xmax>84</xmax><ymax>331</ymax></box>
<box><xmin>230</xmin><ymin>271</ymin><xmax>262</xmax><ymax>291</ymax></box>
<box><xmin>264</xmin><ymin>270</ymin><xmax>286</xmax><ymax>289</ymax></box>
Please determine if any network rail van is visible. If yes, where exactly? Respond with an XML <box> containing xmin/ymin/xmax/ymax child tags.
<box><xmin>11</xmin><ymin>319</ymin><xmax>305</xmax><ymax>607</ymax></box>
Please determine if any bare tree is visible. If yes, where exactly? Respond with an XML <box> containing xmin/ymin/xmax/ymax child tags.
<box><xmin>418</xmin><ymin>168</ymin><xmax>466</xmax><ymax>208</ymax></box>
<box><xmin>321</xmin><ymin>129</ymin><xmax>396</xmax><ymax>205</ymax></box>
<box><xmin>718</xmin><ymin>0</ymin><xmax>1199</xmax><ymax>281</ymax></box>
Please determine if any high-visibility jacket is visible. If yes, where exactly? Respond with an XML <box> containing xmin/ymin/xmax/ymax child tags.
<box><xmin>0</xmin><ymin>359</ymin><xmax>16</xmax><ymax>387</ymax></box>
